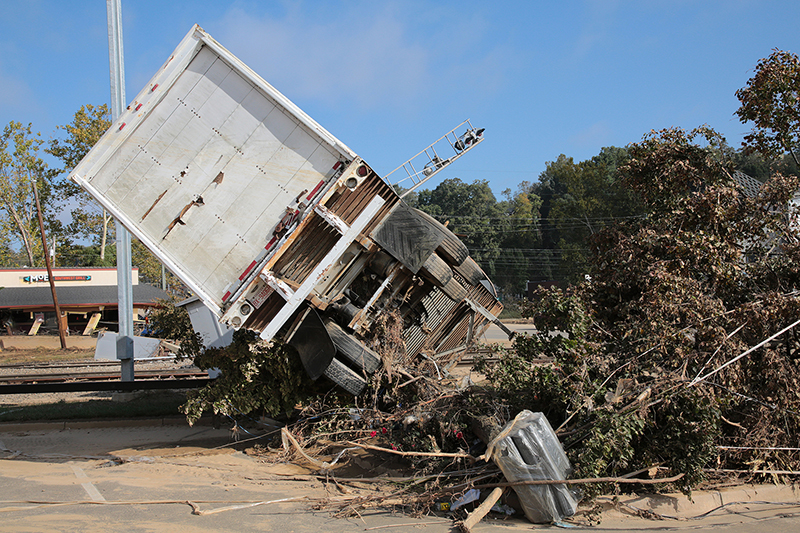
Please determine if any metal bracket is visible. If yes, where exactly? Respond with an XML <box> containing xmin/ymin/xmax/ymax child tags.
<box><xmin>314</xmin><ymin>204</ymin><xmax>349</xmax><ymax>234</ymax></box>
<box><xmin>465</xmin><ymin>298</ymin><xmax>515</xmax><ymax>340</ymax></box>
<box><xmin>260</xmin><ymin>271</ymin><xmax>295</xmax><ymax>301</ymax></box>
<box><xmin>348</xmin><ymin>263</ymin><xmax>401</xmax><ymax>330</ymax></box>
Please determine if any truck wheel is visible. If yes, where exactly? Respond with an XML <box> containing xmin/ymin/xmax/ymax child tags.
<box><xmin>323</xmin><ymin>358</ymin><xmax>368</xmax><ymax>395</ymax></box>
<box><xmin>441</xmin><ymin>278</ymin><xmax>468</xmax><ymax>302</ymax></box>
<box><xmin>454</xmin><ymin>257</ymin><xmax>486</xmax><ymax>286</ymax></box>
<box><xmin>414</xmin><ymin>209</ymin><xmax>469</xmax><ymax>265</ymax></box>
<box><xmin>325</xmin><ymin>320</ymin><xmax>382</xmax><ymax>374</ymax></box>
<box><xmin>420</xmin><ymin>252</ymin><xmax>453</xmax><ymax>287</ymax></box>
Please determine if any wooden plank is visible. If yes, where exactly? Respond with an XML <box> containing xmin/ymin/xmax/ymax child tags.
<box><xmin>83</xmin><ymin>312</ymin><xmax>102</xmax><ymax>336</ymax></box>
<box><xmin>457</xmin><ymin>487</ymin><xmax>505</xmax><ymax>533</ymax></box>
<box><xmin>28</xmin><ymin>313</ymin><xmax>44</xmax><ymax>336</ymax></box>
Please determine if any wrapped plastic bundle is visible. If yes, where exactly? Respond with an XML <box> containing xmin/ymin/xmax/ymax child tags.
<box><xmin>484</xmin><ymin>411</ymin><xmax>579</xmax><ymax>523</ymax></box>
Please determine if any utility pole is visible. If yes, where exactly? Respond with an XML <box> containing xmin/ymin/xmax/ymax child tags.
<box><xmin>33</xmin><ymin>181</ymin><xmax>68</xmax><ymax>349</ymax></box>
<box><xmin>107</xmin><ymin>0</ymin><xmax>134</xmax><ymax>381</ymax></box>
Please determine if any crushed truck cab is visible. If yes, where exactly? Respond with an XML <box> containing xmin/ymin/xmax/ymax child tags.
<box><xmin>70</xmin><ymin>25</ymin><xmax>504</xmax><ymax>394</ymax></box>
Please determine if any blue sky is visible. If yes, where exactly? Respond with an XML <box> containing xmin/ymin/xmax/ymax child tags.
<box><xmin>1</xmin><ymin>1</ymin><xmax>797</xmax><ymax>198</ymax></box>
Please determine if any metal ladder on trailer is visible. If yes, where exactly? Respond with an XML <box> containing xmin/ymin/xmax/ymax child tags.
<box><xmin>384</xmin><ymin>119</ymin><xmax>485</xmax><ymax>197</ymax></box>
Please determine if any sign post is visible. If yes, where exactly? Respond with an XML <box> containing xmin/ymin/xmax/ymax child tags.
<box><xmin>107</xmin><ymin>0</ymin><xmax>135</xmax><ymax>381</ymax></box>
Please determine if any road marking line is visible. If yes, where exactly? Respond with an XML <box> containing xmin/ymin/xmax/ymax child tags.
<box><xmin>70</xmin><ymin>464</ymin><xmax>106</xmax><ymax>502</ymax></box>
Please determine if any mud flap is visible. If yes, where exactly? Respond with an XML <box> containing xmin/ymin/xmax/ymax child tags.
<box><xmin>286</xmin><ymin>307</ymin><xmax>370</xmax><ymax>395</ymax></box>
<box><xmin>286</xmin><ymin>307</ymin><xmax>335</xmax><ymax>380</ymax></box>
<box><xmin>372</xmin><ymin>203</ymin><xmax>444</xmax><ymax>273</ymax></box>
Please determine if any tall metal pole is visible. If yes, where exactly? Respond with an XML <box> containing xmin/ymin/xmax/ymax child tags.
<box><xmin>107</xmin><ymin>0</ymin><xmax>134</xmax><ymax>381</ymax></box>
<box><xmin>33</xmin><ymin>182</ymin><xmax>68</xmax><ymax>349</ymax></box>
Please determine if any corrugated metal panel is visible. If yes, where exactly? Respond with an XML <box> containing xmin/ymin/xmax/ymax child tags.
<box><xmin>244</xmin><ymin>290</ymin><xmax>285</xmax><ymax>331</ymax></box>
<box><xmin>325</xmin><ymin>173</ymin><xmax>398</xmax><ymax>235</ymax></box>
<box><xmin>403</xmin><ymin>286</ymin><xmax>457</xmax><ymax>358</ymax></box>
<box><xmin>425</xmin><ymin>272</ymin><xmax>503</xmax><ymax>361</ymax></box>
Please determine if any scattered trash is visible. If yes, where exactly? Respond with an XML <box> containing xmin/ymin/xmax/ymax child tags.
<box><xmin>490</xmin><ymin>503</ymin><xmax>516</xmax><ymax>515</ymax></box>
<box><xmin>451</xmin><ymin>488</ymin><xmax>481</xmax><ymax>511</ymax></box>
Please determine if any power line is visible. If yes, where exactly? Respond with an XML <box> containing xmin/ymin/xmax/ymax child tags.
<box><xmin>424</xmin><ymin>213</ymin><xmax>644</xmax><ymax>222</ymax></box>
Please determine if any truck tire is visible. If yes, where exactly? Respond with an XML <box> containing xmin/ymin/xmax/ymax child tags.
<box><xmin>413</xmin><ymin>209</ymin><xmax>469</xmax><ymax>266</ymax></box>
<box><xmin>420</xmin><ymin>252</ymin><xmax>453</xmax><ymax>287</ymax></box>
<box><xmin>437</xmin><ymin>235</ymin><xmax>470</xmax><ymax>266</ymax></box>
<box><xmin>323</xmin><ymin>358</ymin><xmax>368</xmax><ymax>395</ymax></box>
<box><xmin>441</xmin><ymin>278</ymin><xmax>468</xmax><ymax>302</ymax></box>
<box><xmin>454</xmin><ymin>257</ymin><xmax>485</xmax><ymax>286</ymax></box>
<box><xmin>325</xmin><ymin>320</ymin><xmax>381</xmax><ymax>374</ymax></box>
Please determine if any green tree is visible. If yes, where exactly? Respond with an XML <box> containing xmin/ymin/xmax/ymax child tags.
<box><xmin>531</xmin><ymin>147</ymin><xmax>642</xmax><ymax>283</ymax></box>
<box><xmin>0</xmin><ymin>122</ymin><xmax>51</xmax><ymax>266</ymax></box>
<box><xmin>736</xmin><ymin>49</ymin><xmax>800</xmax><ymax>168</ymax></box>
<box><xmin>47</xmin><ymin>104</ymin><xmax>115</xmax><ymax>262</ymax></box>
<box><xmin>493</xmin><ymin>187</ymin><xmax>544</xmax><ymax>291</ymax></box>
<box><xmin>132</xmin><ymin>238</ymin><xmax>186</xmax><ymax>294</ymax></box>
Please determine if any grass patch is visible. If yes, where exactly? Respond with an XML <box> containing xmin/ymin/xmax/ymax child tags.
<box><xmin>498</xmin><ymin>305</ymin><xmax>523</xmax><ymax>320</ymax></box>
<box><xmin>0</xmin><ymin>348</ymin><xmax>95</xmax><ymax>366</ymax></box>
<box><xmin>0</xmin><ymin>390</ymin><xmax>187</xmax><ymax>423</ymax></box>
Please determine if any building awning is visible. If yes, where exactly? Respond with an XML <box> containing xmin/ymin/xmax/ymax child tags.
<box><xmin>0</xmin><ymin>285</ymin><xmax>170</xmax><ymax>311</ymax></box>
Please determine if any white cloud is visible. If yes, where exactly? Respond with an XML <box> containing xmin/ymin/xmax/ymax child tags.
<box><xmin>212</xmin><ymin>1</ymin><xmax>510</xmax><ymax>116</ymax></box>
<box><xmin>215</xmin><ymin>3</ymin><xmax>430</xmax><ymax>111</ymax></box>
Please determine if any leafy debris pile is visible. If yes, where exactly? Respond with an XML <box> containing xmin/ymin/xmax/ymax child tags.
<box><xmin>477</xmin><ymin>125</ymin><xmax>800</xmax><ymax>499</ymax></box>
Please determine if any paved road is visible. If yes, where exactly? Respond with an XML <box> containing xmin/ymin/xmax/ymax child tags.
<box><xmin>2</xmin><ymin>421</ymin><xmax>799</xmax><ymax>532</ymax></box>
<box><xmin>480</xmin><ymin>322</ymin><xmax>536</xmax><ymax>345</ymax></box>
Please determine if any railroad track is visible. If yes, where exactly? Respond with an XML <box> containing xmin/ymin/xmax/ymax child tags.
<box><xmin>0</xmin><ymin>360</ymin><xmax>118</xmax><ymax>370</ymax></box>
<box><xmin>0</xmin><ymin>359</ymin><xmax>210</xmax><ymax>394</ymax></box>
<box><xmin>0</xmin><ymin>358</ymin><xmax>172</xmax><ymax>371</ymax></box>
<box><xmin>0</xmin><ymin>368</ymin><xmax>208</xmax><ymax>386</ymax></box>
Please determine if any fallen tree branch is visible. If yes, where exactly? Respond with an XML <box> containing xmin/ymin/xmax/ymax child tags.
<box><xmin>0</xmin><ymin>498</ymin><xmax>311</xmax><ymax>515</ymax></box>
<box><xmin>364</xmin><ymin>520</ymin><xmax>451</xmax><ymax>530</ymax></box>
<box><xmin>345</xmin><ymin>441</ymin><xmax>475</xmax><ymax>461</ymax></box>
<box><xmin>282</xmin><ymin>427</ymin><xmax>353</xmax><ymax>474</ymax></box>
<box><xmin>397</xmin><ymin>375</ymin><xmax>423</xmax><ymax>388</ymax></box>
<box><xmin>471</xmin><ymin>472</ymin><xmax>684</xmax><ymax>490</ymax></box>
<box><xmin>312</xmin><ymin>465</ymin><xmax>499</xmax><ymax>486</ymax></box>
<box><xmin>192</xmin><ymin>497</ymin><xmax>309</xmax><ymax>516</ymax></box>
<box><xmin>690</xmin><ymin>317</ymin><xmax>800</xmax><ymax>386</ymax></box>
<box><xmin>705</xmin><ymin>468</ymin><xmax>800</xmax><ymax>476</ymax></box>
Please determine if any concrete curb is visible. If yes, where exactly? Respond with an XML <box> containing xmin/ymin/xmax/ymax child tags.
<box><xmin>595</xmin><ymin>483</ymin><xmax>800</xmax><ymax>520</ymax></box>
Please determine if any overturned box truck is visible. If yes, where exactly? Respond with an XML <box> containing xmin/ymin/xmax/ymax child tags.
<box><xmin>70</xmin><ymin>25</ymin><xmax>508</xmax><ymax>395</ymax></box>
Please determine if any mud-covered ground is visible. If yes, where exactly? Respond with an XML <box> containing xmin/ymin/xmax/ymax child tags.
<box><xmin>1</xmin><ymin>421</ymin><xmax>799</xmax><ymax>533</ymax></box>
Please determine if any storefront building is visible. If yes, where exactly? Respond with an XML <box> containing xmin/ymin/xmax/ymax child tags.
<box><xmin>0</xmin><ymin>267</ymin><xmax>169</xmax><ymax>336</ymax></box>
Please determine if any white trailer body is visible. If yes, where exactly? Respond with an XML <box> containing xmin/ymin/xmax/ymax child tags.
<box><xmin>71</xmin><ymin>25</ymin><xmax>355</xmax><ymax>316</ymax></box>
